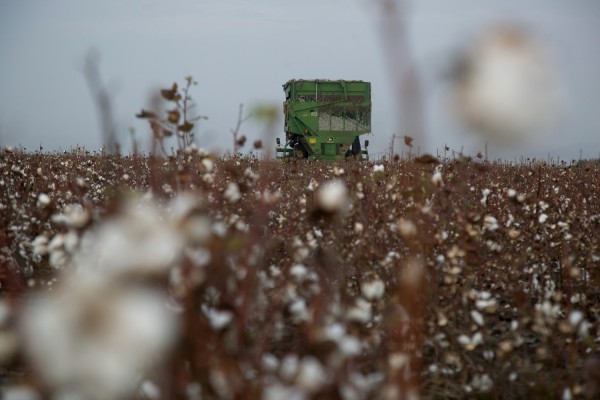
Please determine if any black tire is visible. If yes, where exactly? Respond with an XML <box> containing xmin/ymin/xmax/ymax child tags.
<box><xmin>351</xmin><ymin>137</ymin><xmax>361</xmax><ymax>156</ymax></box>
<box><xmin>345</xmin><ymin>137</ymin><xmax>362</xmax><ymax>159</ymax></box>
<box><xmin>294</xmin><ymin>143</ymin><xmax>307</xmax><ymax>159</ymax></box>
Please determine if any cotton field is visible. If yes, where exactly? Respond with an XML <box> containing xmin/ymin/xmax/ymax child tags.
<box><xmin>0</xmin><ymin>147</ymin><xmax>599</xmax><ymax>399</ymax></box>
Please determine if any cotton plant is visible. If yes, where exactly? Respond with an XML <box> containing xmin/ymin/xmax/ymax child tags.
<box><xmin>22</xmin><ymin>284</ymin><xmax>177</xmax><ymax>399</ymax></box>
<box><xmin>20</xmin><ymin>194</ymin><xmax>213</xmax><ymax>399</ymax></box>
<box><xmin>451</xmin><ymin>25</ymin><xmax>563</xmax><ymax>143</ymax></box>
<box><xmin>315</xmin><ymin>179</ymin><xmax>349</xmax><ymax>214</ymax></box>
<box><xmin>1</xmin><ymin>149</ymin><xmax>599</xmax><ymax>399</ymax></box>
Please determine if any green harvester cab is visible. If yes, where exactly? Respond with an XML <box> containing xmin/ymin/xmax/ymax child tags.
<box><xmin>276</xmin><ymin>79</ymin><xmax>371</xmax><ymax>160</ymax></box>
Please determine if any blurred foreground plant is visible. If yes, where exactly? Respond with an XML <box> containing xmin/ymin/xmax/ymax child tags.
<box><xmin>449</xmin><ymin>25</ymin><xmax>563</xmax><ymax>145</ymax></box>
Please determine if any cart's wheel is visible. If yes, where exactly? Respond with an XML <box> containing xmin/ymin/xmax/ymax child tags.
<box><xmin>345</xmin><ymin>137</ymin><xmax>361</xmax><ymax>159</ymax></box>
<box><xmin>294</xmin><ymin>143</ymin><xmax>306</xmax><ymax>159</ymax></box>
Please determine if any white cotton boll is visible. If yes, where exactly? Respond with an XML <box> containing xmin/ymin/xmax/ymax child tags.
<box><xmin>339</xmin><ymin>335</ymin><xmax>362</xmax><ymax>357</ymax></box>
<box><xmin>223</xmin><ymin>182</ymin><xmax>241</xmax><ymax>203</ymax></box>
<box><xmin>93</xmin><ymin>222</ymin><xmax>180</xmax><ymax>274</ymax></box>
<box><xmin>340</xmin><ymin>372</ymin><xmax>384</xmax><ymax>400</ymax></box>
<box><xmin>354</xmin><ymin>222</ymin><xmax>364</xmax><ymax>234</ymax></box>
<box><xmin>557</xmin><ymin>221</ymin><xmax>569</xmax><ymax>230</ymax></box>
<box><xmin>452</xmin><ymin>26</ymin><xmax>562</xmax><ymax>143</ymax></box>
<box><xmin>263</xmin><ymin>384</ymin><xmax>305</xmax><ymax>400</ymax></box>
<box><xmin>431</xmin><ymin>171</ymin><xmax>443</xmax><ymax>186</ymax></box>
<box><xmin>269</xmin><ymin>265</ymin><xmax>282</xmax><ymax>278</ymax></box>
<box><xmin>507</xmin><ymin>188</ymin><xmax>517</xmax><ymax>198</ymax></box>
<box><xmin>290</xmin><ymin>264</ymin><xmax>308</xmax><ymax>280</ymax></box>
<box><xmin>568</xmin><ymin>310</ymin><xmax>584</xmax><ymax>327</ymax></box>
<box><xmin>388</xmin><ymin>352</ymin><xmax>410</xmax><ymax>371</ymax></box>
<box><xmin>361</xmin><ymin>279</ymin><xmax>385</xmax><ymax>300</ymax></box>
<box><xmin>346</xmin><ymin>298</ymin><xmax>372</xmax><ymax>323</ymax></box>
<box><xmin>470</xmin><ymin>310</ymin><xmax>485</xmax><ymax>327</ymax></box>
<box><xmin>261</xmin><ymin>354</ymin><xmax>279</xmax><ymax>372</ymax></box>
<box><xmin>161</xmin><ymin>184</ymin><xmax>173</xmax><ymax>195</ymax></box>
<box><xmin>483</xmin><ymin>350</ymin><xmax>495</xmax><ymax>361</ymax></box>
<box><xmin>280</xmin><ymin>354</ymin><xmax>299</xmax><ymax>381</ymax></box>
<box><xmin>316</xmin><ymin>180</ymin><xmax>348</xmax><ymax>213</ymax></box>
<box><xmin>139</xmin><ymin>381</ymin><xmax>160</xmax><ymax>400</ymax></box>
<box><xmin>475</xmin><ymin>298</ymin><xmax>498</xmax><ymax>311</ymax></box>
<box><xmin>577</xmin><ymin>321</ymin><xmax>589</xmax><ymax>338</ymax></box>
<box><xmin>203</xmin><ymin>307</ymin><xmax>233</xmax><ymax>330</ymax></box>
<box><xmin>458</xmin><ymin>332</ymin><xmax>483</xmax><ymax>350</ymax></box>
<box><xmin>37</xmin><ymin>193</ymin><xmax>50</xmax><ymax>208</ymax></box>
<box><xmin>201</xmin><ymin>158</ymin><xmax>214</xmax><ymax>173</ymax></box>
<box><xmin>296</xmin><ymin>356</ymin><xmax>327</xmax><ymax>392</ymax></box>
<box><xmin>202</xmin><ymin>173</ymin><xmax>214</xmax><ymax>184</ymax></box>
<box><xmin>323</xmin><ymin>323</ymin><xmax>345</xmax><ymax>342</ymax></box>
<box><xmin>210</xmin><ymin>367</ymin><xmax>234</xmax><ymax>398</ymax></box>
<box><xmin>478</xmin><ymin>291</ymin><xmax>492</xmax><ymax>300</ymax></box>
<box><xmin>289</xmin><ymin>299</ymin><xmax>309</xmax><ymax>322</ymax></box>
<box><xmin>458</xmin><ymin>335</ymin><xmax>471</xmax><ymax>346</ymax></box>
<box><xmin>31</xmin><ymin>235</ymin><xmax>49</xmax><ymax>256</ymax></box>
<box><xmin>244</xmin><ymin>167</ymin><xmax>260</xmax><ymax>185</ymax></box>
<box><xmin>293</xmin><ymin>247</ymin><xmax>310</xmax><ymax>262</ymax></box>
<box><xmin>397</xmin><ymin>218</ymin><xmax>417</xmax><ymax>239</ymax></box>
<box><xmin>72</xmin><ymin>202</ymin><xmax>185</xmax><ymax>280</ymax></box>
<box><xmin>212</xmin><ymin>222</ymin><xmax>227</xmax><ymax>238</ymax></box>
<box><xmin>481</xmin><ymin>189</ymin><xmax>491</xmax><ymax>205</ymax></box>
<box><xmin>539</xmin><ymin>213</ymin><xmax>548</xmax><ymax>224</ymax></box>
<box><xmin>373</xmin><ymin>164</ymin><xmax>384</xmax><ymax>173</ymax></box>
<box><xmin>472</xmin><ymin>332</ymin><xmax>483</xmax><ymax>346</ymax></box>
<box><xmin>471</xmin><ymin>374</ymin><xmax>493</xmax><ymax>392</ymax></box>
<box><xmin>307</xmin><ymin>178</ymin><xmax>318</xmax><ymax>192</ymax></box>
<box><xmin>261</xmin><ymin>190</ymin><xmax>281</xmax><ymax>205</ymax></box>
<box><xmin>186</xmin><ymin>248</ymin><xmax>211</xmax><ymax>269</ymax></box>
<box><xmin>511</xmin><ymin>320</ymin><xmax>519</xmax><ymax>331</ymax></box>
<box><xmin>22</xmin><ymin>287</ymin><xmax>177</xmax><ymax>400</ymax></box>
<box><xmin>51</xmin><ymin>204</ymin><xmax>90</xmax><ymax>229</ymax></box>
<box><xmin>536</xmin><ymin>300</ymin><xmax>561</xmax><ymax>320</ymax></box>
<box><xmin>483</xmin><ymin>215</ymin><xmax>499</xmax><ymax>232</ymax></box>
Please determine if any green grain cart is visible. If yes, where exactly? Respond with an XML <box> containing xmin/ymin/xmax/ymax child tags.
<box><xmin>276</xmin><ymin>79</ymin><xmax>371</xmax><ymax>160</ymax></box>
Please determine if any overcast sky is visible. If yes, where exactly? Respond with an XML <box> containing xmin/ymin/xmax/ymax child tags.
<box><xmin>1</xmin><ymin>0</ymin><xmax>599</xmax><ymax>160</ymax></box>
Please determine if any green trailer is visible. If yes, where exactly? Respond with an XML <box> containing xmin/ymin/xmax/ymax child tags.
<box><xmin>276</xmin><ymin>79</ymin><xmax>371</xmax><ymax>160</ymax></box>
